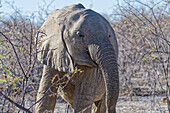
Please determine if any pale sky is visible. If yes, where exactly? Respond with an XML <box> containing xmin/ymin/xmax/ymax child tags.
<box><xmin>1</xmin><ymin>0</ymin><xmax>164</xmax><ymax>21</ymax></box>
<box><xmin>1</xmin><ymin>0</ymin><xmax>117</xmax><ymax>15</ymax></box>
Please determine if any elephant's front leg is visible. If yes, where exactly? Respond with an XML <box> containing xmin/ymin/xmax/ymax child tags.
<box><xmin>35</xmin><ymin>65</ymin><xmax>59</xmax><ymax>113</ymax></box>
<box><xmin>73</xmin><ymin>67</ymin><xmax>98</xmax><ymax>113</ymax></box>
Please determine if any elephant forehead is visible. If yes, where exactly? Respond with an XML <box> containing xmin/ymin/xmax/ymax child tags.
<box><xmin>81</xmin><ymin>15</ymin><xmax>111</xmax><ymax>33</ymax></box>
<box><xmin>67</xmin><ymin>15</ymin><xmax>109</xmax><ymax>36</ymax></box>
<box><xmin>65</xmin><ymin>10</ymin><xmax>103</xmax><ymax>25</ymax></box>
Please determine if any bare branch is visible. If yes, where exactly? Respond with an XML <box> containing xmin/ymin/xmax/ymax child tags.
<box><xmin>0</xmin><ymin>91</ymin><xmax>32</xmax><ymax>113</ymax></box>
<box><xmin>0</xmin><ymin>32</ymin><xmax>27</xmax><ymax>79</ymax></box>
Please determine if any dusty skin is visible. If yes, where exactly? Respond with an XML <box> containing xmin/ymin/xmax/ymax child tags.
<box><xmin>35</xmin><ymin>3</ymin><xmax>119</xmax><ymax>113</ymax></box>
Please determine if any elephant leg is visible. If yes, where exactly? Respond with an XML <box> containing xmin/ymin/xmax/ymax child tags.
<box><xmin>35</xmin><ymin>65</ymin><xmax>59</xmax><ymax>113</ymax></box>
<box><xmin>73</xmin><ymin>68</ymin><xmax>98</xmax><ymax>113</ymax></box>
<box><xmin>94</xmin><ymin>97</ymin><xmax>106</xmax><ymax>113</ymax></box>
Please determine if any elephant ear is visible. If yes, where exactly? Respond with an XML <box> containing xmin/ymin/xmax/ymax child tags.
<box><xmin>37</xmin><ymin>14</ymin><xmax>74</xmax><ymax>72</ymax></box>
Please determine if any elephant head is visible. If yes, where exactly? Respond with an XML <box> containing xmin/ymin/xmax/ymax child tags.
<box><xmin>37</xmin><ymin>3</ymin><xmax>119</xmax><ymax>112</ymax></box>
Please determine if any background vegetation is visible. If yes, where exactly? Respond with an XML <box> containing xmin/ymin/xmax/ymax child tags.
<box><xmin>0</xmin><ymin>0</ymin><xmax>169</xmax><ymax>112</ymax></box>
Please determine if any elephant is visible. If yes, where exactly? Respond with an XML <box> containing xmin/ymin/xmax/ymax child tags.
<box><xmin>35</xmin><ymin>3</ymin><xmax>119</xmax><ymax>113</ymax></box>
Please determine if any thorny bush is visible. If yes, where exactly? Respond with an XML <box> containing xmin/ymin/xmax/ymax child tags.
<box><xmin>0</xmin><ymin>0</ymin><xmax>169</xmax><ymax>112</ymax></box>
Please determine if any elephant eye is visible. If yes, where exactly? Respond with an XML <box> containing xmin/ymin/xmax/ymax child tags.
<box><xmin>109</xmin><ymin>35</ymin><xmax>111</xmax><ymax>37</ymax></box>
<box><xmin>76</xmin><ymin>31</ymin><xmax>84</xmax><ymax>38</ymax></box>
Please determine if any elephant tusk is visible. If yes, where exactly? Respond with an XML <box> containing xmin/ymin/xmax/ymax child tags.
<box><xmin>117</xmin><ymin>62</ymin><xmax>120</xmax><ymax>67</ymax></box>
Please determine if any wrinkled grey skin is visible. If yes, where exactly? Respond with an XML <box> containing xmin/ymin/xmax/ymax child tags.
<box><xmin>35</xmin><ymin>3</ymin><xmax>119</xmax><ymax>113</ymax></box>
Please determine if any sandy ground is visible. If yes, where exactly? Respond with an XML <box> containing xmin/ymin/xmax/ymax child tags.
<box><xmin>54</xmin><ymin>95</ymin><xmax>169</xmax><ymax>113</ymax></box>
<box><xmin>116</xmin><ymin>96</ymin><xmax>168</xmax><ymax>113</ymax></box>
<box><xmin>1</xmin><ymin>95</ymin><xmax>167</xmax><ymax>112</ymax></box>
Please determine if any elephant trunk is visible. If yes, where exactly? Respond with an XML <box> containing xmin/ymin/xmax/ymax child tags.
<box><xmin>88</xmin><ymin>41</ymin><xmax>119</xmax><ymax>112</ymax></box>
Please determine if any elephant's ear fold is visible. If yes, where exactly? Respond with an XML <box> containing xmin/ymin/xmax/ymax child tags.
<box><xmin>37</xmin><ymin>15</ymin><xmax>74</xmax><ymax>72</ymax></box>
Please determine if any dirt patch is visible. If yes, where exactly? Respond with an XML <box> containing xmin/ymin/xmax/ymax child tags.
<box><xmin>117</xmin><ymin>95</ymin><xmax>168</xmax><ymax>113</ymax></box>
<box><xmin>54</xmin><ymin>95</ymin><xmax>169</xmax><ymax>113</ymax></box>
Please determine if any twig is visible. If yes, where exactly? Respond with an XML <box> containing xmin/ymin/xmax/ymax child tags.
<box><xmin>0</xmin><ymin>91</ymin><xmax>32</xmax><ymax>113</ymax></box>
<box><xmin>28</xmin><ymin>69</ymin><xmax>79</xmax><ymax>109</ymax></box>
<box><xmin>0</xmin><ymin>32</ymin><xmax>27</xmax><ymax>79</ymax></box>
<box><xmin>26</xmin><ymin>31</ymin><xmax>40</xmax><ymax>77</ymax></box>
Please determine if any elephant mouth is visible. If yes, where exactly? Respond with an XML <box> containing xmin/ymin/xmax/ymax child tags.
<box><xmin>86</xmin><ymin>48</ymin><xmax>98</xmax><ymax>65</ymax></box>
<box><xmin>74</xmin><ymin>48</ymin><xmax>97</xmax><ymax>67</ymax></box>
